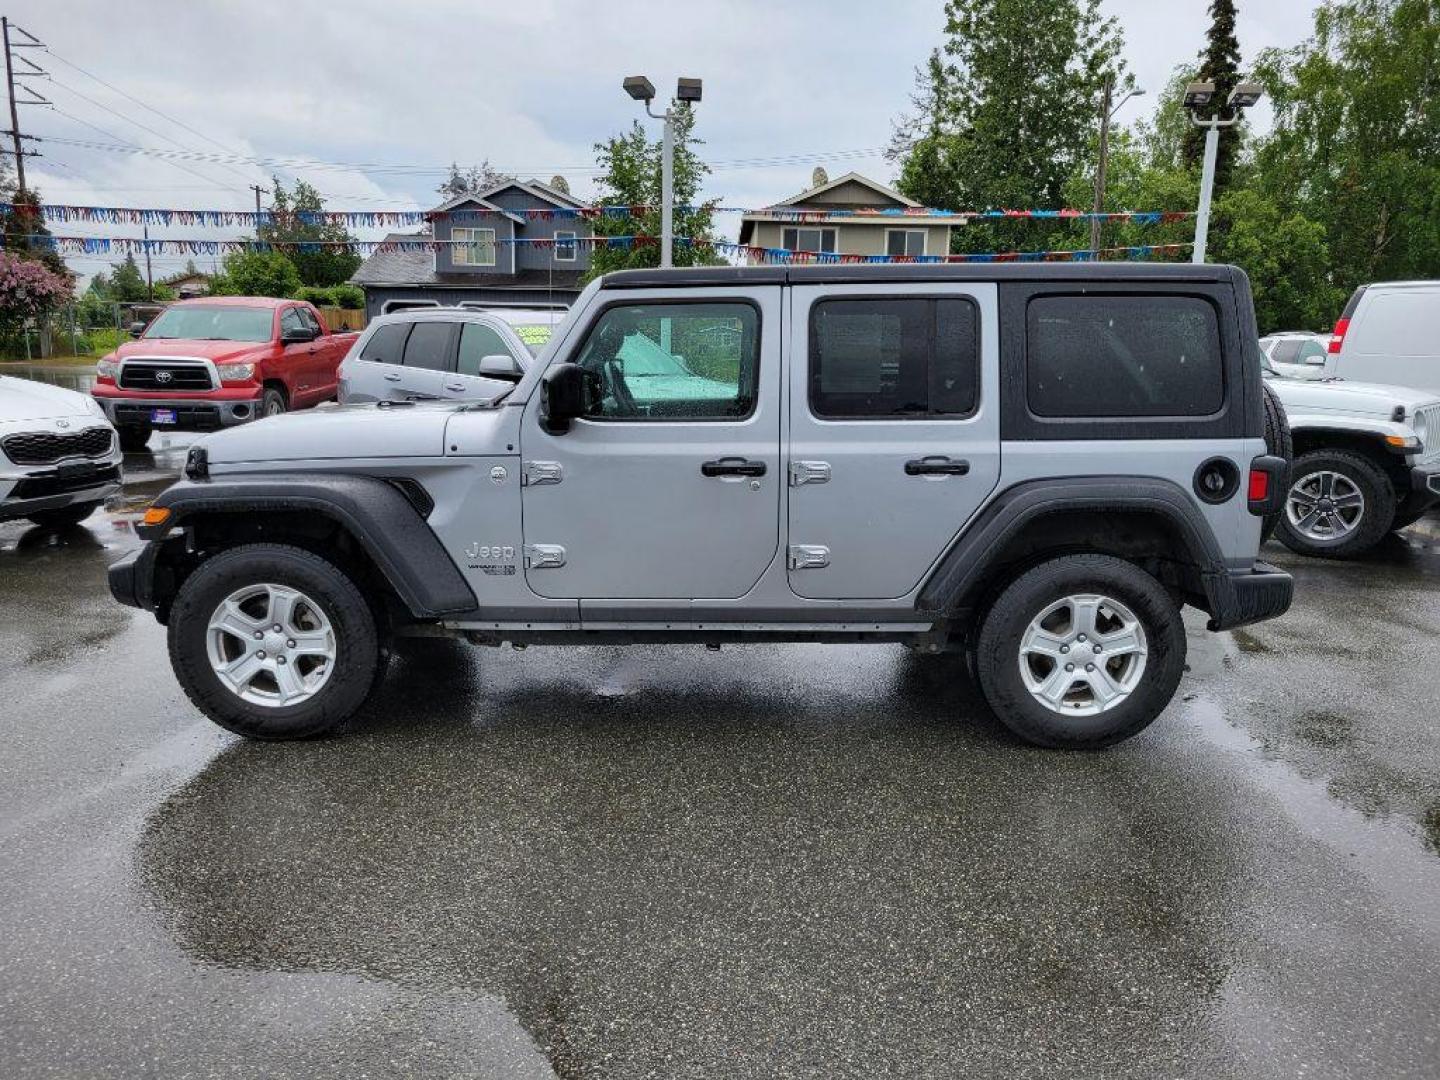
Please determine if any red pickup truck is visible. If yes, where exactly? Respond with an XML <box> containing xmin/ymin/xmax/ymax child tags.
<box><xmin>92</xmin><ymin>297</ymin><xmax>360</xmax><ymax>450</ymax></box>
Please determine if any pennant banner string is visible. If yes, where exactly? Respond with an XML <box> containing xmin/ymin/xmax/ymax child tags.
<box><xmin>0</xmin><ymin>202</ymin><xmax>1196</xmax><ymax>228</ymax></box>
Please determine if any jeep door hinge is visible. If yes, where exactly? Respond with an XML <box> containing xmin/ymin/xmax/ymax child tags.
<box><xmin>523</xmin><ymin>544</ymin><xmax>567</xmax><ymax>569</ymax></box>
<box><xmin>787</xmin><ymin>544</ymin><xmax>831</xmax><ymax>570</ymax></box>
<box><xmin>788</xmin><ymin>460</ymin><xmax>832</xmax><ymax>487</ymax></box>
<box><xmin>523</xmin><ymin>461</ymin><xmax>564</xmax><ymax>486</ymax></box>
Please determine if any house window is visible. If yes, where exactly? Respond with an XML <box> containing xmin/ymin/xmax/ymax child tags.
<box><xmin>452</xmin><ymin>227</ymin><xmax>496</xmax><ymax>267</ymax></box>
<box><xmin>554</xmin><ymin>231</ymin><xmax>578</xmax><ymax>262</ymax></box>
<box><xmin>885</xmin><ymin>229</ymin><xmax>926</xmax><ymax>257</ymax></box>
<box><xmin>781</xmin><ymin>227</ymin><xmax>837</xmax><ymax>254</ymax></box>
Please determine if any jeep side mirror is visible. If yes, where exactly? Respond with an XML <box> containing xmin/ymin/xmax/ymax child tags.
<box><xmin>129</xmin><ymin>321</ymin><xmax>147</xmax><ymax>338</ymax></box>
<box><xmin>478</xmin><ymin>353</ymin><xmax>524</xmax><ymax>379</ymax></box>
<box><xmin>540</xmin><ymin>363</ymin><xmax>588</xmax><ymax>434</ymax></box>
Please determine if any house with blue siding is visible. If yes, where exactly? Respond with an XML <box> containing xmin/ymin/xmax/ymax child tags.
<box><xmin>350</xmin><ymin>179</ymin><xmax>590</xmax><ymax>317</ymax></box>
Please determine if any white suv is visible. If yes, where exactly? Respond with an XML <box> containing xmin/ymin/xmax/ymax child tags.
<box><xmin>1</xmin><ymin>375</ymin><xmax>123</xmax><ymax>528</ymax></box>
<box><xmin>338</xmin><ymin>307</ymin><xmax>565</xmax><ymax>405</ymax></box>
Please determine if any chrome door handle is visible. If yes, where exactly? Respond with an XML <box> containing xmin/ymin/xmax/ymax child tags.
<box><xmin>444</xmin><ymin>382</ymin><xmax>467</xmax><ymax>392</ymax></box>
<box><xmin>905</xmin><ymin>456</ymin><xmax>970</xmax><ymax>476</ymax></box>
<box><xmin>383</xmin><ymin>373</ymin><xmax>403</xmax><ymax>382</ymax></box>
<box><xmin>701</xmin><ymin>457</ymin><xmax>767</xmax><ymax>478</ymax></box>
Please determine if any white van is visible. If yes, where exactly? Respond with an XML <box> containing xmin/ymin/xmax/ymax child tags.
<box><xmin>1326</xmin><ymin>281</ymin><xmax>1440</xmax><ymax>392</ymax></box>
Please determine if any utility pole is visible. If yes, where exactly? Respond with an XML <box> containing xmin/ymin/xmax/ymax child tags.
<box><xmin>2</xmin><ymin>17</ymin><xmax>45</xmax><ymax>205</ymax></box>
<box><xmin>1090</xmin><ymin>79</ymin><xmax>1144</xmax><ymax>256</ymax></box>
<box><xmin>1089</xmin><ymin>75</ymin><xmax>1113</xmax><ymax>256</ymax></box>
<box><xmin>249</xmin><ymin>183</ymin><xmax>265</xmax><ymax>217</ymax></box>
<box><xmin>142</xmin><ymin>224</ymin><xmax>153</xmax><ymax>301</ymax></box>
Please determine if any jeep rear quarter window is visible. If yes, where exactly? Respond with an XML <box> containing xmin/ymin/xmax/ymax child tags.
<box><xmin>1026</xmin><ymin>295</ymin><xmax>1223</xmax><ymax>418</ymax></box>
<box><xmin>573</xmin><ymin>301</ymin><xmax>759</xmax><ymax>419</ymax></box>
<box><xmin>809</xmin><ymin>297</ymin><xmax>978</xmax><ymax>419</ymax></box>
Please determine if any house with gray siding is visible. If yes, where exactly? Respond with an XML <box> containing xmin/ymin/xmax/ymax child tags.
<box><xmin>737</xmin><ymin>171</ymin><xmax>963</xmax><ymax>261</ymax></box>
<box><xmin>350</xmin><ymin>179</ymin><xmax>590</xmax><ymax>317</ymax></box>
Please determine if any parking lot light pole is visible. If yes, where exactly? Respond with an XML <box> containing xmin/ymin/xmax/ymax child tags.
<box><xmin>1184</xmin><ymin>80</ymin><xmax>1263</xmax><ymax>263</ymax></box>
<box><xmin>624</xmin><ymin>75</ymin><xmax>702</xmax><ymax>269</ymax></box>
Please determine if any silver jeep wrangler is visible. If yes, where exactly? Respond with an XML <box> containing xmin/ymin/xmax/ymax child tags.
<box><xmin>109</xmin><ymin>264</ymin><xmax>1292</xmax><ymax>749</ymax></box>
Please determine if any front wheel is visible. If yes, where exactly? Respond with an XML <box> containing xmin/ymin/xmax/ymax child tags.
<box><xmin>261</xmin><ymin>388</ymin><xmax>287</xmax><ymax>417</ymax></box>
<box><xmin>974</xmin><ymin>554</ymin><xmax>1187</xmax><ymax>749</ymax></box>
<box><xmin>166</xmin><ymin>544</ymin><xmax>379</xmax><ymax>739</ymax></box>
<box><xmin>1275</xmin><ymin>449</ymin><xmax>1396</xmax><ymax>559</ymax></box>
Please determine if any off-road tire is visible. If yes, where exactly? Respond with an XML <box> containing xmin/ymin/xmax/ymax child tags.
<box><xmin>975</xmin><ymin>554</ymin><xmax>1187</xmax><ymax>750</ymax></box>
<box><xmin>26</xmin><ymin>501</ymin><xmax>101</xmax><ymax>528</ymax></box>
<box><xmin>1275</xmin><ymin>449</ymin><xmax>1396</xmax><ymax>559</ymax></box>
<box><xmin>1260</xmin><ymin>381</ymin><xmax>1292</xmax><ymax>544</ymax></box>
<box><xmin>118</xmin><ymin>423</ymin><xmax>151</xmax><ymax>452</ymax></box>
<box><xmin>261</xmin><ymin>388</ymin><xmax>287</xmax><ymax>418</ymax></box>
<box><xmin>167</xmin><ymin>543</ymin><xmax>379</xmax><ymax>740</ymax></box>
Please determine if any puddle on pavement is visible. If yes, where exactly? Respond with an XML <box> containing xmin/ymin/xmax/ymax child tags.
<box><xmin>1</xmin><ymin>364</ymin><xmax>97</xmax><ymax>392</ymax></box>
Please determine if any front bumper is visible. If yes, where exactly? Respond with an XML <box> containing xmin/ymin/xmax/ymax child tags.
<box><xmin>1405</xmin><ymin>461</ymin><xmax>1440</xmax><ymax>510</ymax></box>
<box><xmin>1202</xmin><ymin>561</ymin><xmax>1294</xmax><ymax>632</ymax></box>
<box><xmin>0</xmin><ymin>463</ymin><xmax>122</xmax><ymax>523</ymax></box>
<box><xmin>108</xmin><ymin>544</ymin><xmax>154</xmax><ymax>609</ymax></box>
<box><xmin>93</xmin><ymin>388</ymin><xmax>262</xmax><ymax>430</ymax></box>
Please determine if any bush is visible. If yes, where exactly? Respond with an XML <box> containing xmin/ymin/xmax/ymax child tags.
<box><xmin>210</xmin><ymin>250</ymin><xmax>302</xmax><ymax>298</ymax></box>
<box><xmin>329</xmin><ymin>283</ymin><xmax>364</xmax><ymax>309</ymax></box>
<box><xmin>291</xmin><ymin>285</ymin><xmax>335</xmax><ymax>306</ymax></box>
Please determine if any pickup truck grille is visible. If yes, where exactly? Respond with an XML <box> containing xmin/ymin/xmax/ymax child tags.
<box><xmin>119</xmin><ymin>360</ymin><xmax>214</xmax><ymax>391</ymax></box>
<box><xmin>2</xmin><ymin>427</ymin><xmax>115</xmax><ymax>465</ymax></box>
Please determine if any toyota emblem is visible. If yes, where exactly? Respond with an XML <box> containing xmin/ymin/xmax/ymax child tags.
<box><xmin>155</xmin><ymin>370</ymin><xmax>173</xmax><ymax>384</ymax></box>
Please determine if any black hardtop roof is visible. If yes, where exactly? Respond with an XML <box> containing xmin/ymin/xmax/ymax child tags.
<box><xmin>600</xmin><ymin>262</ymin><xmax>1244</xmax><ymax>289</ymax></box>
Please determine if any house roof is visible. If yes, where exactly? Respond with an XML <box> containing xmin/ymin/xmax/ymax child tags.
<box><xmin>770</xmin><ymin>170</ymin><xmax>921</xmax><ymax>209</ymax></box>
<box><xmin>349</xmin><ymin>232</ymin><xmax>584</xmax><ymax>291</ymax></box>
<box><xmin>426</xmin><ymin>194</ymin><xmax>525</xmax><ymax>223</ymax></box>
<box><xmin>737</xmin><ymin>171</ymin><xmax>961</xmax><ymax>245</ymax></box>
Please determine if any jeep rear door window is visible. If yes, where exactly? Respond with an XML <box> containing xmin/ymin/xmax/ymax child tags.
<box><xmin>401</xmin><ymin>322</ymin><xmax>453</xmax><ymax>371</ymax></box>
<box><xmin>1026</xmin><ymin>295</ymin><xmax>1223</xmax><ymax>417</ymax></box>
<box><xmin>359</xmin><ymin>322</ymin><xmax>408</xmax><ymax>364</ymax></box>
<box><xmin>809</xmin><ymin>297</ymin><xmax>978</xmax><ymax>419</ymax></box>
<box><xmin>572</xmin><ymin>302</ymin><xmax>759</xmax><ymax>419</ymax></box>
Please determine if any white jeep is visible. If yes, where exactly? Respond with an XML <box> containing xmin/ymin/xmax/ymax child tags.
<box><xmin>1262</xmin><ymin>347</ymin><xmax>1440</xmax><ymax>557</ymax></box>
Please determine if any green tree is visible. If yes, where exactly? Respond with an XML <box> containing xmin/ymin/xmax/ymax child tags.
<box><xmin>209</xmin><ymin>249</ymin><xmax>302</xmax><ymax>298</ymax></box>
<box><xmin>1182</xmin><ymin>0</ymin><xmax>1245</xmax><ymax>189</ymax></box>
<box><xmin>586</xmin><ymin>103</ymin><xmax>721</xmax><ymax>279</ymax></box>
<box><xmin>436</xmin><ymin>161</ymin><xmax>510</xmax><ymax>200</ymax></box>
<box><xmin>0</xmin><ymin>186</ymin><xmax>73</xmax><ymax>282</ymax></box>
<box><xmin>109</xmin><ymin>252</ymin><xmax>150</xmax><ymax>302</ymax></box>
<box><xmin>1252</xmin><ymin>0</ymin><xmax>1440</xmax><ymax>296</ymax></box>
<box><xmin>257</xmin><ymin>177</ymin><xmax>361</xmax><ymax>287</ymax></box>
<box><xmin>1211</xmin><ymin>188</ymin><xmax>1344</xmax><ymax>331</ymax></box>
<box><xmin>892</xmin><ymin>0</ymin><xmax>1130</xmax><ymax>253</ymax></box>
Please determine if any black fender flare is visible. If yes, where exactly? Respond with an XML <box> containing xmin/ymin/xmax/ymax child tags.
<box><xmin>915</xmin><ymin>476</ymin><xmax>1227</xmax><ymax>617</ymax></box>
<box><xmin>129</xmin><ymin>473</ymin><xmax>476</xmax><ymax>618</ymax></box>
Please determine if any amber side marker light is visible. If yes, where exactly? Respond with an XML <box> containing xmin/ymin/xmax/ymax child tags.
<box><xmin>1385</xmin><ymin>435</ymin><xmax>1420</xmax><ymax>451</ymax></box>
<box><xmin>141</xmin><ymin>507</ymin><xmax>171</xmax><ymax>527</ymax></box>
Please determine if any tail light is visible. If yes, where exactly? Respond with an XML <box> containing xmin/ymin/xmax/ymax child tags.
<box><xmin>1327</xmin><ymin>317</ymin><xmax>1349</xmax><ymax>354</ymax></box>
<box><xmin>1247</xmin><ymin>456</ymin><xmax>1288</xmax><ymax>516</ymax></box>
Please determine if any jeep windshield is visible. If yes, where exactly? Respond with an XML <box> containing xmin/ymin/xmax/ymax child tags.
<box><xmin>142</xmin><ymin>306</ymin><xmax>274</xmax><ymax>342</ymax></box>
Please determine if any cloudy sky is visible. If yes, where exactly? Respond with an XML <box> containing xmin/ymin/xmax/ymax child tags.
<box><xmin>7</xmin><ymin>0</ymin><xmax>1320</xmax><ymax>281</ymax></box>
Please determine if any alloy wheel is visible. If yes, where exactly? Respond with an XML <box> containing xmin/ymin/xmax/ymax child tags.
<box><xmin>205</xmin><ymin>583</ymin><xmax>336</xmax><ymax>707</ymax></box>
<box><xmin>1017</xmin><ymin>593</ymin><xmax>1149</xmax><ymax>716</ymax></box>
<box><xmin>1285</xmin><ymin>469</ymin><xmax>1365</xmax><ymax>541</ymax></box>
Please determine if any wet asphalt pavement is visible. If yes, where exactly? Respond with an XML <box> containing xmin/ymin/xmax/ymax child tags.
<box><xmin>2</xmin><ymin>422</ymin><xmax>1440</xmax><ymax>1077</ymax></box>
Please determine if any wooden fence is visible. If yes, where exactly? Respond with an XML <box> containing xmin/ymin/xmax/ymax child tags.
<box><xmin>319</xmin><ymin>306</ymin><xmax>368</xmax><ymax>332</ymax></box>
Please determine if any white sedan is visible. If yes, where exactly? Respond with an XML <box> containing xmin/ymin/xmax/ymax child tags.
<box><xmin>0</xmin><ymin>375</ymin><xmax>123</xmax><ymax>528</ymax></box>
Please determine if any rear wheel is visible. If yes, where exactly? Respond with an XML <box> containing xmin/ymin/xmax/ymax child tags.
<box><xmin>1276</xmin><ymin>449</ymin><xmax>1395</xmax><ymax>558</ymax></box>
<box><xmin>118</xmin><ymin>423</ymin><xmax>151</xmax><ymax>451</ymax></box>
<box><xmin>975</xmin><ymin>554</ymin><xmax>1187</xmax><ymax>749</ymax></box>
<box><xmin>1260</xmin><ymin>382</ymin><xmax>1292</xmax><ymax>544</ymax></box>
<box><xmin>167</xmin><ymin>543</ymin><xmax>379</xmax><ymax>739</ymax></box>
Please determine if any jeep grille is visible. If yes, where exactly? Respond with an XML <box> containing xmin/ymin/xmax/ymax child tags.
<box><xmin>2</xmin><ymin>427</ymin><xmax>115</xmax><ymax>465</ymax></box>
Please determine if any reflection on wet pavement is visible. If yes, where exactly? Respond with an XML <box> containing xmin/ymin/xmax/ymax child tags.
<box><xmin>1</xmin><ymin>438</ymin><xmax>1438</xmax><ymax>1076</ymax></box>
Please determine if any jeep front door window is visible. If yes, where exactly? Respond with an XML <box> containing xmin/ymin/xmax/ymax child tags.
<box><xmin>519</xmin><ymin>291</ymin><xmax>781</xmax><ymax>602</ymax></box>
<box><xmin>573</xmin><ymin>302</ymin><xmax>759</xmax><ymax>420</ymax></box>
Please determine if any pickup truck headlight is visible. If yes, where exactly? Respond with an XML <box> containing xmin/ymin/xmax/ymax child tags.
<box><xmin>96</xmin><ymin>357</ymin><xmax>118</xmax><ymax>378</ymax></box>
<box><xmin>217</xmin><ymin>362</ymin><xmax>256</xmax><ymax>382</ymax></box>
